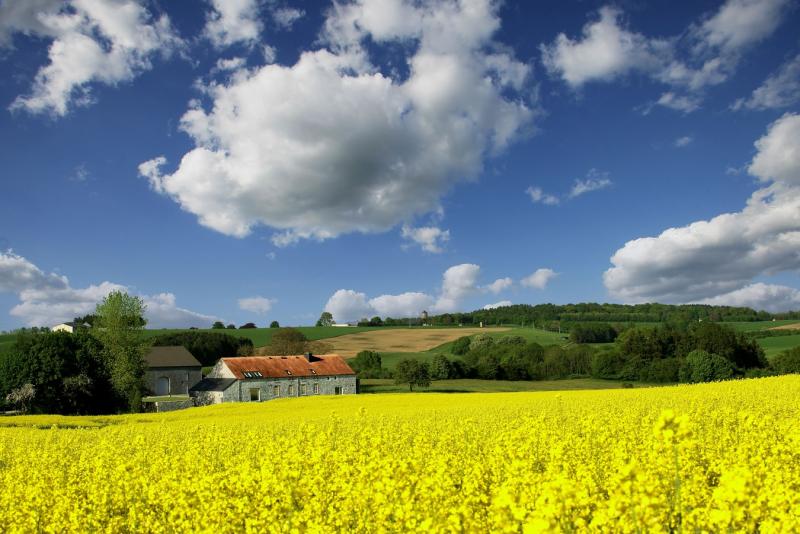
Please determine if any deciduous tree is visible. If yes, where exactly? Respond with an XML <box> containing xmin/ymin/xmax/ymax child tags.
<box><xmin>93</xmin><ymin>291</ymin><xmax>148</xmax><ymax>412</ymax></box>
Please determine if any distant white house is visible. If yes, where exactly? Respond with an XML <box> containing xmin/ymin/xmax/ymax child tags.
<box><xmin>51</xmin><ymin>321</ymin><xmax>89</xmax><ymax>333</ymax></box>
<box><xmin>331</xmin><ymin>323</ymin><xmax>356</xmax><ymax>327</ymax></box>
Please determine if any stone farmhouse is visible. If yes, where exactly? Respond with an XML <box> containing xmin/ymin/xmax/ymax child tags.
<box><xmin>145</xmin><ymin>346</ymin><xmax>203</xmax><ymax>396</ymax></box>
<box><xmin>191</xmin><ymin>353</ymin><xmax>356</xmax><ymax>405</ymax></box>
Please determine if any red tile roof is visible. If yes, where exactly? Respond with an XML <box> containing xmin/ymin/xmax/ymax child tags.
<box><xmin>221</xmin><ymin>354</ymin><xmax>355</xmax><ymax>380</ymax></box>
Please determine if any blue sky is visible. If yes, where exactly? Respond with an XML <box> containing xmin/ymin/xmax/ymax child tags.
<box><xmin>1</xmin><ymin>0</ymin><xmax>799</xmax><ymax>329</ymax></box>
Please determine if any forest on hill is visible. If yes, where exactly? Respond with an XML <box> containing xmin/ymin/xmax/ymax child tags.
<box><xmin>420</xmin><ymin>303</ymin><xmax>800</xmax><ymax>329</ymax></box>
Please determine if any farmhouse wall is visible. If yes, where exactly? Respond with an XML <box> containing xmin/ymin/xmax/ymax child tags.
<box><xmin>222</xmin><ymin>375</ymin><xmax>357</xmax><ymax>402</ymax></box>
<box><xmin>146</xmin><ymin>367</ymin><xmax>203</xmax><ymax>396</ymax></box>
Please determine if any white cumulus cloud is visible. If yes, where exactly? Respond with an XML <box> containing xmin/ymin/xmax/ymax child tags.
<box><xmin>272</xmin><ymin>6</ymin><xmax>304</xmax><ymax>30</ymax></box>
<box><xmin>732</xmin><ymin>54</ymin><xmax>800</xmax><ymax>111</ymax></box>
<box><xmin>203</xmin><ymin>0</ymin><xmax>262</xmax><ymax>48</ymax></box>
<box><xmin>698</xmin><ymin>283</ymin><xmax>800</xmax><ymax>312</ymax></box>
<box><xmin>141</xmin><ymin>0</ymin><xmax>534</xmax><ymax>244</ymax></box>
<box><xmin>369</xmin><ymin>292</ymin><xmax>434</xmax><ymax>318</ymax></box>
<box><xmin>434</xmin><ymin>263</ymin><xmax>482</xmax><ymax>313</ymax></box>
<box><xmin>541</xmin><ymin>0</ymin><xmax>791</xmax><ymax>112</ymax></box>
<box><xmin>238</xmin><ymin>296</ymin><xmax>275</xmax><ymax>314</ymax></box>
<box><xmin>540</xmin><ymin>7</ymin><xmax>656</xmax><ymax>88</ymax></box>
<box><xmin>604</xmin><ymin>113</ymin><xmax>800</xmax><ymax>304</ymax></box>
<box><xmin>323</xmin><ymin>262</ymin><xmax>521</xmax><ymax>322</ymax></box>
<box><xmin>483</xmin><ymin>300</ymin><xmax>512</xmax><ymax>310</ymax></box>
<box><xmin>521</xmin><ymin>268</ymin><xmax>558</xmax><ymax>290</ymax></box>
<box><xmin>485</xmin><ymin>277</ymin><xmax>513</xmax><ymax>294</ymax></box>
<box><xmin>323</xmin><ymin>289</ymin><xmax>373</xmax><ymax>323</ymax></box>
<box><xmin>0</xmin><ymin>251</ymin><xmax>218</xmax><ymax>327</ymax></box>
<box><xmin>5</xmin><ymin>0</ymin><xmax>181</xmax><ymax>117</ymax></box>
<box><xmin>401</xmin><ymin>225</ymin><xmax>450</xmax><ymax>253</ymax></box>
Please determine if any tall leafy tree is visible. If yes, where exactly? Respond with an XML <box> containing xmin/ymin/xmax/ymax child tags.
<box><xmin>394</xmin><ymin>359</ymin><xmax>431</xmax><ymax>391</ymax></box>
<box><xmin>93</xmin><ymin>291</ymin><xmax>148</xmax><ymax>412</ymax></box>
<box><xmin>317</xmin><ymin>312</ymin><xmax>334</xmax><ymax>327</ymax></box>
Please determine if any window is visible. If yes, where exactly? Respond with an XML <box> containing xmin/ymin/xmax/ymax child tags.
<box><xmin>249</xmin><ymin>388</ymin><xmax>260</xmax><ymax>402</ymax></box>
<box><xmin>285</xmin><ymin>370</ymin><xmax>292</xmax><ymax>376</ymax></box>
<box><xmin>288</xmin><ymin>385</ymin><xmax>295</xmax><ymax>396</ymax></box>
<box><xmin>313</xmin><ymin>383</ymin><xmax>320</xmax><ymax>394</ymax></box>
<box><xmin>273</xmin><ymin>385</ymin><xmax>280</xmax><ymax>397</ymax></box>
<box><xmin>300</xmin><ymin>383</ymin><xmax>308</xmax><ymax>395</ymax></box>
<box><xmin>243</xmin><ymin>371</ymin><xmax>263</xmax><ymax>378</ymax></box>
<box><xmin>334</xmin><ymin>386</ymin><xmax>342</xmax><ymax>395</ymax></box>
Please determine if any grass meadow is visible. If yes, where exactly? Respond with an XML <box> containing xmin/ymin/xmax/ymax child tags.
<box><xmin>759</xmin><ymin>334</ymin><xmax>800</xmax><ymax>359</ymax></box>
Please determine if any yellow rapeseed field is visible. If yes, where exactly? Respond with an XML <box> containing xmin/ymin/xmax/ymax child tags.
<box><xmin>1</xmin><ymin>376</ymin><xmax>799</xmax><ymax>532</ymax></box>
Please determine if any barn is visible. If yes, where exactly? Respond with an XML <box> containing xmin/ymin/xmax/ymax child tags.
<box><xmin>144</xmin><ymin>346</ymin><xmax>203</xmax><ymax>396</ymax></box>
<box><xmin>191</xmin><ymin>353</ymin><xmax>356</xmax><ymax>405</ymax></box>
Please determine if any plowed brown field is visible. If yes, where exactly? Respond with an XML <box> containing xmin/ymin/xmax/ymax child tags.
<box><xmin>328</xmin><ymin>327</ymin><xmax>510</xmax><ymax>357</ymax></box>
<box><xmin>769</xmin><ymin>322</ymin><xmax>800</xmax><ymax>331</ymax></box>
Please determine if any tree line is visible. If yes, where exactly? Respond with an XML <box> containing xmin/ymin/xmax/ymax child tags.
<box><xmin>351</xmin><ymin>322</ymin><xmax>799</xmax><ymax>388</ymax></box>
<box><xmin>1</xmin><ymin>291</ymin><xmax>149</xmax><ymax>414</ymax></box>
<box><xmin>346</xmin><ymin>303</ymin><xmax>799</xmax><ymax>329</ymax></box>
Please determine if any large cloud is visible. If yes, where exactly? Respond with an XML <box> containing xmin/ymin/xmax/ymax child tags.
<box><xmin>698</xmin><ymin>283</ymin><xmax>800</xmax><ymax>312</ymax></box>
<box><xmin>323</xmin><ymin>263</ymin><xmax>483</xmax><ymax>322</ymax></box>
<box><xmin>541</xmin><ymin>0</ymin><xmax>791</xmax><ymax>111</ymax></box>
<box><xmin>323</xmin><ymin>262</ymin><xmax>553</xmax><ymax>322</ymax></box>
<box><xmin>140</xmin><ymin>0</ymin><xmax>533</xmax><ymax>244</ymax></box>
<box><xmin>5</xmin><ymin>0</ymin><xmax>181</xmax><ymax>116</ymax></box>
<box><xmin>0</xmin><ymin>251</ymin><xmax>218</xmax><ymax>327</ymax></box>
<box><xmin>604</xmin><ymin>113</ymin><xmax>800</xmax><ymax>307</ymax></box>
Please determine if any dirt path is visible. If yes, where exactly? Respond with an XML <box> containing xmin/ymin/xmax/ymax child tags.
<box><xmin>328</xmin><ymin>327</ymin><xmax>511</xmax><ymax>357</ymax></box>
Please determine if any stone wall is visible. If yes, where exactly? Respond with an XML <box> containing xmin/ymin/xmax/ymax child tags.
<box><xmin>221</xmin><ymin>375</ymin><xmax>357</xmax><ymax>403</ymax></box>
<box><xmin>145</xmin><ymin>367</ymin><xmax>203</xmax><ymax>396</ymax></box>
<box><xmin>154</xmin><ymin>399</ymin><xmax>195</xmax><ymax>412</ymax></box>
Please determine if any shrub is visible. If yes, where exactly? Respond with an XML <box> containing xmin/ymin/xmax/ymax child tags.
<box><xmin>469</xmin><ymin>334</ymin><xmax>494</xmax><ymax>351</ymax></box>
<box><xmin>429</xmin><ymin>354</ymin><xmax>453</xmax><ymax>380</ymax></box>
<box><xmin>591</xmin><ymin>350</ymin><xmax>624</xmax><ymax>379</ymax></box>
<box><xmin>679</xmin><ymin>350</ymin><xmax>735</xmax><ymax>383</ymax></box>
<box><xmin>641</xmin><ymin>358</ymin><xmax>681</xmax><ymax>383</ymax></box>
<box><xmin>450</xmin><ymin>336</ymin><xmax>472</xmax><ymax>356</ymax></box>
<box><xmin>772</xmin><ymin>347</ymin><xmax>800</xmax><ymax>374</ymax></box>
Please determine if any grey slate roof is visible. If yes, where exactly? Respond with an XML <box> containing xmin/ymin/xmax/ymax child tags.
<box><xmin>145</xmin><ymin>346</ymin><xmax>202</xmax><ymax>368</ymax></box>
<box><xmin>190</xmin><ymin>378</ymin><xmax>237</xmax><ymax>392</ymax></box>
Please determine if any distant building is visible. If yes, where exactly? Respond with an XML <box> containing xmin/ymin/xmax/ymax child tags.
<box><xmin>145</xmin><ymin>346</ymin><xmax>203</xmax><ymax>396</ymax></box>
<box><xmin>191</xmin><ymin>353</ymin><xmax>356</xmax><ymax>405</ymax></box>
<box><xmin>51</xmin><ymin>321</ymin><xmax>89</xmax><ymax>333</ymax></box>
